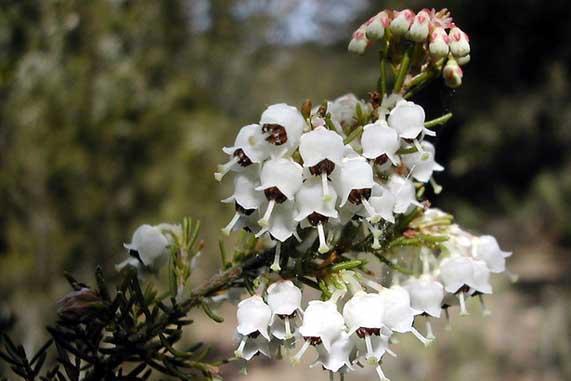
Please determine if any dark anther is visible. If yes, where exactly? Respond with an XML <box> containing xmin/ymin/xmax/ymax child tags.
<box><xmin>348</xmin><ymin>188</ymin><xmax>372</xmax><ymax>205</ymax></box>
<box><xmin>374</xmin><ymin>154</ymin><xmax>389</xmax><ymax>165</ymax></box>
<box><xmin>309</xmin><ymin>159</ymin><xmax>335</xmax><ymax>176</ymax></box>
<box><xmin>233</xmin><ymin>148</ymin><xmax>253</xmax><ymax>167</ymax></box>
<box><xmin>248</xmin><ymin>331</ymin><xmax>261</xmax><ymax>338</ymax></box>
<box><xmin>305</xmin><ymin>336</ymin><xmax>322</xmax><ymax>346</ymax></box>
<box><xmin>307</xmin><ymin>212</ymin><xmax>329</xmax><ymax>226</ymax></box>
<box><xmin>368</xmin><ymin>91</ymin><xmax>382</xmax><ymax>109</ymax></box>
<box><xmin>264</xmin><ymin>186</ymin><xmax>288</xmax><ymax>203</ymax></box>
<box><xmin>235</xmin><ymin>202</ymin><xmax>255</xmax><ymax>216</ymax></box>
<box><xmin>356</xmin><ymin>327</ymin><xmax>381</xmax><ymax>338</ymax></box>
<box><xmin>262</xmin><ymin>123</ymin><xmax>288</xmax><ymax>146</ymax></box>
<box><xmin>278</xmin><ymin>311</ymin><xmax>297</xmax><ymax>319</ymax></box>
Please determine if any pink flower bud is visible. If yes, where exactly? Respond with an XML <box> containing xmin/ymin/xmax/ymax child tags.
<box><xmin>448</xmin><ymin>26</ymin><xmax>470</xmax><ymax>57</ymax></box>
<box><xmin>348</xmin><ymin>28</ymin><xmax>368</xmax><ymax>55</ymax></box>
<box><xmin>407</xmin><ymin>10</ymin><xmax>430</xmax><ymax>42</ymax></box>
<box><xmin>429</xmin><ymin>27</ymin><xmax>449</xmax><ymax>58</ymax></box>
<box><xmin>390</xmin><ymin>9</ymin><xmax>415</xmax><ymax>36</ymax></box>
<box><xmin>443</xmin><ymin>57</ymin><xmax>463</xmax><ymax>88</ymax></box>
<box><xmin>365</xmin><ymin>11</ymin><xmax>390</xmax><ymax>40</ymax></box>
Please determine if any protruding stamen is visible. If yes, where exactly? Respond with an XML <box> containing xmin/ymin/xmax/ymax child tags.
<box><xmin>317</xmin><ymin>222</ymin><xmax>330</xmax><ymax>254</ymax></box>
<box><xmin>329</xmin><ymin>371</ymin><xmax>335</xmax><ymax>381</ymax></box>
<box><xmin>258</xmin><ymin>200</ymin><xmax>276</xmax><ymax>228</ymax></box>
<box><xmin>429</xmin><ymin>177</ymin><xmax>443</xmax><ymax>194</ymax></box>
<box><xmin>321</xmin><ymin>172</ymin><xmax>333</xmax><ymax>202</ymax></box>
<box><xmin>478</xmin><ymin>294</ymin><xmax>491</xmax><ymax>317</ymax></box>
<box><xmin>386</xmin><ymin>347</ymin><xmax>398</xmax><ymax>358</ymax></box>
<box><xmin>426</xmin><ymin>320</ymin><xmax>436</xmax><ymax>340</ymax></box>
<box><xmin>413</xmin><ymin>139</ymin><xmax>426</xmax><ymax>157</ymax></box>
<box><xmin>284</xmin><ymin>316</ymin><xmax>293</xmax><ymax>339</ymax></box>
<box><xmin>214</xmin><ymin>156</ymin><xmax>239</xmax><ymax>182</ymax></box>
<box><xmin>255</xmin><ymin>227</ymin><xmax>268</xmax><ymax>238</ymax></box>
<box><xmin>375</xmin><ymin>364</ymin><xmax>391</xmax><ymax>381</ymax></box>
<box><xmin>365</xmin><ymin>221</ymin><xmax>382</xmax><ymax>250</ymax></box>
<box><xmin>458</xmin><ymin>292</ymin><xmax>469</xmax><ymax>316</ymax></box>
<box><xmin>234</xmin><ymin>336</ymin><xmax>248</xmax><ymax>358</ymax></box>
<box><xmin>361</xmin><ymin>198</ymin><xmax>380</xmax><ymax>223</ymax></box>
<box><xmin>293</xmin><ymin>230</ymin><xmax>302</xmax><ymax>242</ymax></box>
<box><xmin>444</xmin><ymin>308</ymin><xmax>452</xmax><ymax>331</ymax></box>
<box><xmin>506</xmin><ymin>269</ymin><xmax>519</xmax><ymax>283</ymax></box>
<box><xmin>365</xmin><ymin>335</ymin><xmax>377</xmax><ymax>365</ymax></box>
<box><xmin>410</xmin><ymin>326</ymin><xmax>432</xmax><ymax>346</ymax></box>
<box><xmin>271</xmin><ymin>242</ymin><xmax>282</xmax><ymax>272</ymax></box>
<box><xmin>221</xmin><ymin>212</ymin><xmax>241</xmax><ymax>236</ymax></box>
<box><xmin>291</xmin><ymin>340</ymin><xmax>311</xmax><ymax>365</ymax></box>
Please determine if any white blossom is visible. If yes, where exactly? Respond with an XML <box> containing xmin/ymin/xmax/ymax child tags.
<box><xmin>235</xmin><ymin>295</ymin><xmax>272</xmax><ymax>359</ymax></box>
<box><xmin>260</xmin><ymin>103</ymin><xmax>305</xmax><ymax>156</ymax></box>
<box><xmin>123</xmin><ymin>224</ymin><xmax>169</xmax><ymax>268</ymax></box>
<box><xmin>402</xmin><ymin>141</ymin><xmax>444</xmax><ymax>182</ymax></box>
<box><xmin>267</xmin><ymin>281</ymin><xmax>303</xmax><ymax>340</ymax></box>
<box><xmin>472</xmin><ymin>235</ymin><xmax>511</xmax><ymax>273</ymax></box>
<box><xmin>361</xmin><ymin>120</ymin><xmax>400</xmax><ymax>166</ymax></box>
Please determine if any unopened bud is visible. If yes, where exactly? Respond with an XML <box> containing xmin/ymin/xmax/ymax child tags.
<box><xmin>301</xmin><ymin>99</ymin><xmax>312</xmax><ymax>119</ymax></box>
<box><xmin>457</xmin><ymin>54</ymin><xmax>470</xmax><ymax>66</ymax></box>
<box><xmin>407</xmin><ymin>10</ymin><xmax>430</xmax><ymax>42</ymax></box>
<box><xmin>390</xmin><ymin>9</ymin><xmax>415</xmax><ymax>36</ymax></box>
<box><xmin>348</xmin><ymin>28</ymin><xmax>368</xmax><ymax>55</ymax></box>
<box><xmin>57</xmin><ymin>287</ymin><xmax>103</xmax><ymax>321</ymax></box>
<box><xmin>443</xmin><ymin>57</ymin><xmax>463</xmax><ymax>88</ymax></box>
<box><xmin>429</xmin><ymin>27</ymin><xmax>449</xmax><ymax>58</ymax></box>
<box><xmin>366</xmin><ymin>11</ymin><xmax>390</xmax><ymax>40</ymax></box>
<box><xmin>448</xmin><ymin>27</ymin><xmax>470</xmax><ymax>57</ymax></box>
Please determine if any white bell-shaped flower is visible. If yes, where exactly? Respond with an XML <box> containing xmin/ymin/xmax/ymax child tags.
<box><xmin>215</xmin><ymin>124</ymin><xmax>269</xmax><ymax>181</ymax></box>
<box><xmin>390</xmin><ymin>9</ymin><xmax>414</xmax><ymax>35</ymax></box>
<box><xmin>256</xmin><ymin>201</ymin><xmax>298</xmax><ymax>272</ymax></box>
<box><xmin>334</xmin><ymin>159</ymin><xmax>378</xmax><ymax>223</ymax></box>
<box><xmin>439</xmin><ymin>255</ymin><xmax>474</xmax><ymax>293</ymax></box>
<box><xmin>361</xmin><ymin>120</ymin><xmax>400</xmax><ymax>166</ymax></box>
<box><xmin>295</xmin><ymin>178</ymin><xmax>338</xmax><ymax>253</ymax></box>
<box><xmin>407</xmin><ymin>10</ymin><xmax>430</xmax><ymax>42</ymax></box>
<box><xmin>327</xmin><ymin>94</ymin><xmax>364</xmax><ymax>133</ymax></box>
<box><xmin>267</xmin><ymin>280</ymin><xmax>302</xmax><ymax>340</ymax></box>
<box><xmin>235</xmin><ymin>295</ymin><xmax>272</xmax><ymax>359</ymax></box>
<box><xmin>379</xmin><ymin>285</ymin><xmax>432</xmax><ymax>346</ymax></box>
<box><xmin>343</xmin><ymin>291</ymin><xmax>386</xmax><ymax>364</ymax></box>
<box><xmin>386</xmin><ymin>175</ymin><xmax>422</xmax><ymax>214</ymax></box>
<box><xmin>401</xmin><ymin>141</ymin><xmax>444</xmax><ymax>183</ymax></box>
<box><xmin>448</xmin><ymin>27</ymin><xmax>470</xmax><ymax>58</ymax></box>
<box><xmin>404</xmin><ymin>275</ymin><xmax>445</xmax><ymax>318</ymax></box>
<box><xmin>221</xmin><ymin>167</ymin><xmax>265</xmax><ymax>235</ymax></box>
<box><xmin>354</xmin><ymin>332</ymin><xmax>394</xmax><ymax>364</ymax></box>
<box><xmin>311</xmin><ymin>331</ymin><xmax>354</xmax><ymax>372</ymax></box>
<box><xmin>293</xmin><ymin>300</ymin><xmax>345</xmax><ymax>363</ymax></box>
<box><xmin>123</xmin><ymin>224</ymin><xmax>169</xmax><ymax>267</ymax></box>
<box><xmin>260</xmin><ymin>103</ymin><xmax>305</xmax><ymax>156</ymax></box>
<box><xmin>256</xmin><ymin>158</ymin><xmax>303</xmax><ymax>228</ymax></box>
<box><xmin>357</xmin><ymin>184</ymin><xmax>396</xmax><ymax>233</ymax></box>
<box><xmin>299</xmin><ymin>126</ymin><xmax>345</xmax><ymax>200</ymax></box>
<box><xmin>388</xmin><ymin>99</ymin><xmax>431</xmax><ymax>140</ymax></box>
<box><xmin>439</xmin><ymin>255</ymin><xmax>492</xmax><ymax>315</ymax></box>
<box><xmin>472</xmin><ymin>235</ymin><xmax>511</xmax><ymax>273</ymax></box>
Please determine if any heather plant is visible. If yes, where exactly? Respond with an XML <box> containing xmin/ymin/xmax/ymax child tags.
<box><xmin>0</xmin><ymin>7</ymin><xmax>513</xmax><ymax>381</ymax></box>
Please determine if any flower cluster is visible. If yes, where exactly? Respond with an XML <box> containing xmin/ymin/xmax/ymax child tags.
<box><xmin>349</xmin><ymin>8</ymin><xmax>470</xmax><ymax>88</ymax></box>
<box><xmin>233</xmin><ymin>223</ymin><xmax>511</xmax><ymax>381</ymax></box>
<box><xmin>216</xmin><ymin>97</ymin><xmax>445</xmax><ymax>271</ymax></box>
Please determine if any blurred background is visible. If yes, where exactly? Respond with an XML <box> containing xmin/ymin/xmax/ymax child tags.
<box><xmin>1</xmin><ymin>0</ymin><xmax>570</xmax><ymax>380</ymax></box>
